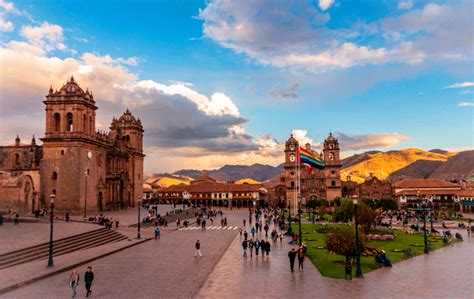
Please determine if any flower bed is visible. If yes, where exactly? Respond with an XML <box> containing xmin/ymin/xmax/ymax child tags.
<box><xmin>367</xmin><ymin>234</ymin><xmax>395</xmax><ymax>241</ymax></box>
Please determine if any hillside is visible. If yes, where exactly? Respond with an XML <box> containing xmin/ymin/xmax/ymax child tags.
<box><xmin>387</xmin><ymin>160</ymin><xmax>445</xmax><ymax>182</ymax></box>
<box><xmin>145</xmin><ymin>174</ymin><xmax>192</xmax><ymax>187</ymax></box>
<box><xmin>174</xmin><ymin>164</ymin><xmax>283</xmax><ymax>182</ymax></box>
<box><xmin>341</xmin><ymin>148</ymin><xmax>450</xmax><ymax>183</ymax></box>
<box><xmin>235</xmin><ymin>178</ymin><xmax>262</xmax><ymax>184</ymax></box>
<box><xmin>148</xmin><ymin>149</ymin><xmax>471</xmax><ymax>186</ymax></box>
<box><xmin>429</xmin><ymin>150</ymin><xmax>474</xmax><ymax>180</ymax></box>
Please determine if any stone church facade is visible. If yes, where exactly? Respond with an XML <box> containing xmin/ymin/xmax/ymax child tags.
<box><xmin>1</xmin><ymin>77</ymin><xmax>144</xmax><ymax>214</ymax></box>
<box><xmin>266</xmin><ymin>133</ymin><xmax>342</xmax><ymax>211</ymax></box>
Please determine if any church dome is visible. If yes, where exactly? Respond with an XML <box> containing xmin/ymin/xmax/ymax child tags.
<box><xmin>118</xmin><ymin>109</ymin><xmax>138</xmax><ymax>124</ymax></box>
<box><xmin>58</xmin><ymin>76</ymin><xmax>85</xmax><ymax>96</ymax></box>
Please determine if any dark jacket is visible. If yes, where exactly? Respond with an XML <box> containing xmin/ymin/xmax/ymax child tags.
<box><xmin>84</xmin><ymin>271</ymin><xmax>94</xmax><ymax>283</ymax></box>
<box><xmin>288</xmin><ymin>250</ymin><xmax>297</xmax><ymax>262</ymax></box>
<box><xmin>195</xmin><ymin>242</ymin><xmax>200</xmax><ymax>250</ymax></box>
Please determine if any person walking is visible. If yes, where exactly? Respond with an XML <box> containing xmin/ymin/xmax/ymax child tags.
<box><xmin>14</xmin><ymin>213</ymin><xmax>19</xmax><ymax>225</ymax></box>
<box><xmin>69</xmin><ymin>269</ymin><xmax>80</xmax><ymax>298</ymax></box>
<box><xmin>251</xmin><ymin>226</ymin><xmax>256</xmax><ymax>239</ymax></box>
<box><xmin>254</xmin><ymin>240</ymin><xmax>260</xmax><ymax>257</ymax></box>
<box><xmin>248</xmin><ymin>239</ymin><xmax>254</xmax><ymax>258</ymax></box>
<box><xmin>154</xmin><ymin>227</ymin><xmax>161</xmax><ymax>239</ymax></box>
<box><xmin>194</xmin><ymin>240</ymin><xmax>202</xmax><ymax>258</ymax></box>
<box><xmin>264</xmin><ymin>240</ymin><xmax>271</xmax><ymax>256</ymax></box>
<box><xmin>84</xmin><ymin>266</ymin><xmax>94</xmax><ymax>297</ymax></box>
<box><xmin>242</xmin><ymin>239</ymin><xmax>248</xmax><ymax>257</ymax></box>
<box><xmin>298</xmin><ymin>246</ymin><xmax>305</xmax><ymax>271</ymax></box>
<box><xmin>260</xmin><ymin>239</ymin><xmax>265</xmax><ymax>256</ymax></box>
<box><xmin>288</xmin><ymin>249</ymin><xmax>297</xmax><ymax>272</ymax></box>
<box><xmin>244</xmin><ymin>230</ymin><xmax>248</xmax><ymax>241</ymax></box>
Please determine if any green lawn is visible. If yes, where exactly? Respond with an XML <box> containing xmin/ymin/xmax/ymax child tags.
<box><xmin>300</xmin><ymin>224</ymin><xmax>457</xmax><ymax>279</ymax></box>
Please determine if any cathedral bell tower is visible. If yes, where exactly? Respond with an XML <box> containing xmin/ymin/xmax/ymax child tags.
<box><xmin>322</xmin><ymin>133</ymin><xmax>342</xmax><ymax>200</ymax></box>
<box><xmin>284</xmin><ymin>134</ymin><xmax>299</xmax><ymax>212</ymax></box>
<box><xmin>40</xmin><ymin>76</ymin><xmax>99</xmax><ymax>212</ymax></box>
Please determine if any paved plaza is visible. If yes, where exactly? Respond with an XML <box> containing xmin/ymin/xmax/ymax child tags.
<box><xmin>1</xmin><ymin>209</ymin><xmax>473</xmax><ymax>298</ymax></box>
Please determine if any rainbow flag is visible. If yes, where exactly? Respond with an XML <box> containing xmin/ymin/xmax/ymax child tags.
<box><xmin>298</xmin><ymin>146</ymin><xmax>325</xmax><ymax>170</ymax></box>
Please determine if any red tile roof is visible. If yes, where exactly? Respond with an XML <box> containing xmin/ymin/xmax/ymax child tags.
<box><xmin>392</xmin><ymin>179</ymin><xmax>460</xmax><ymax>189</ymax></box>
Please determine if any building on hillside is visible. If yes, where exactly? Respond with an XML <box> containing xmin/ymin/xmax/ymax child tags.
<box><xmin>342</xmin><ymin>173</ymin><xmax>393</xmax><ymax>201</ymax></box>
<box><xmin>156</xmin><ymin>171</ymin><xmax>267</xmax><ymax>208</ymax></box>
<box><xmin>266</xmin><ymin>133</ymin><xmax>342</xmax><ymax>212</ymax></box>
<box><xmin>393</xmin><ymin>179</ymin><xmax>461</xmax><ymax>211</ymax></box>
<box><xmin>0</xmin><ymin>135</ymin><xmax>42</xmax><ymax>212</ymax></box>
<box><xmin>0</xmin><ymin>76</ymin><xmax>145</xmax><ymax>214</ymax></box>
<box><xmin>456</xmin><ymin>189</ymin><xmax>474</xmax><ymax>214</ymax></box>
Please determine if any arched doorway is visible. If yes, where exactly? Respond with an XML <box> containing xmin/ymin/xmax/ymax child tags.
<box><xmin>98</xmin><ymin>192</ymin><xmax>103</xmax><ymax>212</ymax></box>
<box><xmin>119</xmin><ymin>180</ymin><xmax>124</xmax><ymax>209</ymax></box>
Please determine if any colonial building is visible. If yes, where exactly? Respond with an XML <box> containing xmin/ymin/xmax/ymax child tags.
<box><xmin>1</xmin><ymin>76</ymin><xmax>144</xmax><ymax>214</ymax></box>
<box><xmin>267</xmin><ymin>133</ymin><xmax>342</xmax><ymax>212</ymax></box>
<box><xmin>393</xmin><ymin>179</ymin><xmax>461</xmax><ymax>211</ymax></box>
<box><xmin>342</xmin><ymin>174</ymin><xmax>393</xmax><ymax>201</ymax></box>
<box><xmin>156</xmin><ymin>171</ymin><xmax>266</xmax><ymax>208</ymax></box>
<box><xmin>0</xmin><ymin>135</ymin><xmax>42</xmax><ymax>212</ymax></box>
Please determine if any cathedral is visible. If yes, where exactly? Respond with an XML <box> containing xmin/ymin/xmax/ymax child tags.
<box><xmin>0</xmin><ymin>77</ymin><xmax>144</xmax><ymax>214</ymax></box>
<box><xmin>266</xmin><ymin>133</ymin><xmax>342</xmax><ymax>212</ymax></box>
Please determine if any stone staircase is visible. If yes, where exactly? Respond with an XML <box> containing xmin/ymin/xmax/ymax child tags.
<box><xmin>0</xmin><ymin>228</ymin><xmax>128</xmax><ymax>270</ymax></box>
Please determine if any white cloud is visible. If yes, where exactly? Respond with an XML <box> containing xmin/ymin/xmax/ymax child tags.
<box><xmin>398</xmin><ymin>0</ymin><xmax>414</xmax><ymax>10</ymax></box>
<box><xmin>291</xmin><ymin>129</ymin><xmax>317</xmax><ymax>147</ymax></box>
<box><xmin>200</xmin><ymin>1</ymin><xmax>472</xmax><ymax>73</ymax></box>
<box><xmin>459</xmin><ymin>90</ymin><xmax>472</xmax><ymax>95</ymax></box>
<box><xmin>318</xmin><ymin>0</ymin><xmax>335</xmax><ymax>11</ymax></box>
<box><xmin>336</xmin><ymin>132</ymin><xmax>409</xmax><ymax>150</ymax></box>
<box><xmin>131</xmin><ymin>80</ymin><xmax>240</xmax><ymax>117</ymax></box>
<box><xmin>447</xmin><ymin>82</ymin><xmax>474</xmax><ymax>89</ymax></box>
<box><xmin>21</xmin><ymin>22</ymin><xmax>68</xmax><ymax>52</ymax></box>
<box><xmin>458</xmin><ymin>102</ymin><xmax>474</xmax><ymax>107</ymax></box>
<box><xmin>0</xmin><ymin>0</ymin><xmax>15</xmax><ymax>32</ymax></box>
<box><xmin>0</xmin><ymin>16</ymin><xmax>13</xmax><ymax>31</ymax></box>
<box><xmin>0</xmin><ymin>0</ymin><xmax>14</xmax><ymax>11</ymax></box>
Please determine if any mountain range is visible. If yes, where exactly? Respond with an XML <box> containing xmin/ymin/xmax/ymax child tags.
<box><xmin>145</xmin><ymin>149</ymin><xmax>474</xmax><ymax>186</ymax></box>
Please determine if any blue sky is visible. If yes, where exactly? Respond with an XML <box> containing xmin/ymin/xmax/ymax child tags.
<box><xmin>0</xmin><ymin>0</ymin><xmax>472</xmax><ymax>172</ymax></box>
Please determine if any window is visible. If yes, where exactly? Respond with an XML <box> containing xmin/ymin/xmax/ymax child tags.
<box><xmin>14</xmin><ymin>153</ymin><xmax>20</xmax><ymax>165</ymax></box>
<box><xmin>331</xmin><ymin>170</ymin><xmax>336</xmax><ymax>175</ymax></box>
<box><xmin>83</xmin><ymin>114</ymin><xmax>87</xmax><ymax>132</ymax></box>
<box><xmin>52</xmin><ymin>172</ymin><xmax>58</xmax><ymax>180</ymax></box>
<box><xmin>291</xmin><ymin>181</ymin><xmax>295</xmax><ymax>188</ymax></box>
<box><xmin>66</xmin><ymin>113</ymin><xmax>73</xmax><ymax>132</ymax></box>
<box><xmin>89</xmin><ymin>116</ymin><xmax>93</xmax><ymax>134</ymax></box>
<box><xmin>53</xmin><ymin>113</ymin><xmax>61</xmax><ymax>131</ymax></box>
<box><xmin>331</xmin><ymin>180</ymin><xmax>336</xmax><ymax>187</ymax></box>
<box><xmin>61</xmin><ymin>150</ymin><xmax>64</xmax><ymax>155</ymax></box>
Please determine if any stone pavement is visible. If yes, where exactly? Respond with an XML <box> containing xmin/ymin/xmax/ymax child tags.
<box><xmin>3</xmin><ymin>211</ymin><xmax>247</xmax><ymax>298</ymax></box>
<box><xmin>0</xmin><ymin>221</ymin><xmax>99</xmax><ymax>254</ymax></box>
<box><xmin>198</xmin><ymin>226</ymin><xmax>473</xmax><ymax>298</ymax></box>
<box><xmin>3</xmin><ymin>211</ymin><xmax>473</xmax><ymax>298</ymax></box>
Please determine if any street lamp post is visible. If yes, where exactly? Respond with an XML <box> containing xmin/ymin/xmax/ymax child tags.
<box><xmin>352</xmin><ymin>196</ymin><xmax>363</xmax><ymax>278</ymax></box>
<box><xmin>422</xmin><ymin>206</ymin><xmax>429</xmax><ymax>254</ymax></box>
<box><xmin>298</xmin><ymin>198</ymin><xmax>303</xmax><ymax>246</ymax></box>
<box><xmin>137</xmin><ymin>197</ymin><xmax>141</xmax><ymax>239</ymax></box>
<box><xmin>47</xmin><ymin>193</ymin><xmax>55</xmax><ymax>267</ymax></box>
<box><xmin>287</xmin><ymin>202</ymin><xmax>293</xmax><ymax>235</ymax></box>
<box><xmin>84</xmin><ymin>169</ymin><xmax>89</xmax><ymax>219</ymax></box>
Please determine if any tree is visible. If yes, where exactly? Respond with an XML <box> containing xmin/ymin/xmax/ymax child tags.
<box><xmin>334</xmin><ymin>198</ymin><xmax>353</xmax><ymax>223</ymax></box>
<box><xmin>362</xmin><ymin>198</ymin><xmax>375</xmax><ymax>210</ymax></box>
<box><xmin>319</xmin><ymin>203</ymin><xmax>327</xmax><ymax>219</ymax></box>
<box><xmin>357</xmin><ymin>204</ymin><xmax>377</xmax><ymax>234</ymax></box>
<box><xmin>326</xmin><ymin>227</ymin><xmax>366</xmax><ymax>277</ymax></box>
<box><xmin>306</xmin><ymin>199</ymin><xmax>318</xmax><ymax>209</ymax></box>
<box><xmin>376</xmin><ymin>198</ymin><xmax>398</xmax><ymax>211</ymax></box>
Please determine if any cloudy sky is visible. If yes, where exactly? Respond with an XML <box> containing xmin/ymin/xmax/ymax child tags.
<box><xmin>0</xmin><ymin>0</ymin><xmax>472</xmax><ymax>173</ymax></box>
